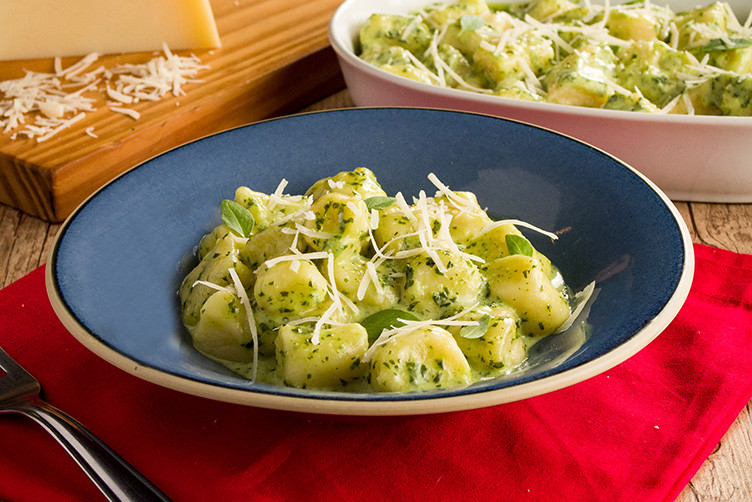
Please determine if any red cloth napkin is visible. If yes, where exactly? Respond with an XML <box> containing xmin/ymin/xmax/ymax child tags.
<box><xmin>2</xmin><ymin>242</ymin><xmax>752</xmax><ymax>502</ymax></box>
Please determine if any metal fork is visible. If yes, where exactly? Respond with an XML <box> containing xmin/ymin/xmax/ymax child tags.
<box><xmin>0</xmin><ymin>346</ymin><xmax>170</xmax><ymax>501</ymax></box>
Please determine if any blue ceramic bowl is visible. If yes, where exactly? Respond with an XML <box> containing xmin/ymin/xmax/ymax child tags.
<box><xmin>46</xmin><ymin>108</ymin><xmax>694</xmax><ymax>415</ymax></box>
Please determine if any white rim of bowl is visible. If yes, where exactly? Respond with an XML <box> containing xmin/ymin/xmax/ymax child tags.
<box><xmin>44</xmin><ymin>108</ymin><xmax>696</xmax><ymax>416</ymax></box>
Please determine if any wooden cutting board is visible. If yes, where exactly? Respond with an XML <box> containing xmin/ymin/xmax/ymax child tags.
<box><xmin>0</xmin><ymin>0</ymin><xmax>346</xmax><ymax>222</ymax></box>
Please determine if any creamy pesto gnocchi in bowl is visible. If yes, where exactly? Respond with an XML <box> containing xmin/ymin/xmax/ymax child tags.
<box><xmin>178</xmin><ymin>168</ymin><xmax>592</xmax><ymax>393</ymax></box>
<box><xmin>47</xmin><ymin>108</ymin><xmax>694</xmax><ymax>415</ymax></box>
<box><xmin>329</xmin><ymin>0</ymin><xmax>752</xmax><ymax>202</ymax></box>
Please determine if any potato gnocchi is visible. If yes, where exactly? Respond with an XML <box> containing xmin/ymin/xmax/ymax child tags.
<box><xmin>179</xmin><ymin>168</ymin><xmax>587</xmax><ymax>392</ymax></box>
<box><xmin>357</xmin><ymin>0</ymin><xmax>752</xmax><ymax>116</ymax></box>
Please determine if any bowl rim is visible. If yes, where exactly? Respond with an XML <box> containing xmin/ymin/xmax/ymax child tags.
<box><xmin>328</xmin><ymin>0</ymin><xmax>752</xmax><ymax>126</ymax></box>
<box><xmin>44</xmin><ymin>107</ymin><xmax>696</xmax><ymax>416</ymax></box>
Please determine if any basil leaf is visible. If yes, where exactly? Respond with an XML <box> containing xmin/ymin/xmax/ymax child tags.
<box><xmin>459</xmin><ymin>15</ymin><xmax>486</xmax><ymax>35</ymax></box>
<box><xmin>697</xmin><ymin>38</ymin><xmax>752</xmax><ymax>52</ymax></box>
<box><xmin>221</xmin><ymin>199</ymin><xmax>255</xmax><ymax>238</ymax></box>
<box><xmin>360</xmin><ymin>309</ymin><xmax>419</xmax><ymax>342</ymax></box>
<box><xmin>364</xmin><ymin>196</ymin><xmax>396</xmax><ymax>211</ymax></box>
<box><xmin>459</xmin><ymin>315</ymin><xmax>491</xmax><ymax>339</ymax></box>
<box><xmin>506</xmin><ymin>234</ymin><xmax>534</xmax><ymax>257</ymax></box>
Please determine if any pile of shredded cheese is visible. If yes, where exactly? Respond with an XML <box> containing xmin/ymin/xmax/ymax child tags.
<box><xmin>0</xmin><ymin>43</ymin><xmax>208</xmax><ymax>142</ymax></box>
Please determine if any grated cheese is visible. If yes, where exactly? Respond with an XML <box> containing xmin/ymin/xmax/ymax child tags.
<box><xmin>362</xmin><ymin>302</ymin><xmax>481</xmax><ymax>363</ymax></box>
<box><xmin>394</xmin><ymin>192</ymin><xmax>418</xmax><ymax>227</ymax></box>
<box><xmin>658</xmin><ymin>94</ymin><xmax>682</xmax><ymax>113</ymax></box>
<box><xmin>312</xmin><ymin>302</ymin><xmax>340</xmax><ymax>345</ymax></box>
<box><xmin>281</xmin><ymin>222</ymin><xmax>333</xmax><ymax>240</ymax></box>
<box><xmin>0</xmin><ymin>43</ymin><xmax>208</xmax><ymax>142</ymax></box>
<box><xmin>34</xmin><ymin>112</ymin><xmax>87</xmax><ymax>142</ymax></box>
<box><xmin>106</xmin><ymin>85</ymin><xmax>135</xmax><ymax>104</ymax></box>
<box><xmin>401</xmin><ymin>13</ymin><xmax>425</xmax><ymax>41</ymax></box>
<box><xmin>228</xmin><ymin>267</ymin><xmax>259</xmax><ymax>383</ymax></box>
<box><xmin>191</xmin><ymin>279</ymin><xmax>234</xmax><ymax>294</ymax></box>
<box><xmin>554</xmin><ymin>281</ymin><xmax>596</xmax><ymax>334</ymax></box>
<box><xmin>475</xmin><ymin>218</ymin><xmax>559</xmax><ymax>241</ymax></box>
<box><xmin>263</xmin><ymin>251</ymin><xmax>329</xmax><ymax>269</ymax></box>
<box><xmin>110</xmin><ymin>106</ymin><xmax>140</xmax><ymax>120</ymax></box>
<box><xmin>325</xmin><ymin>252</ymin><xmax>345</xmax><ymax>318</ymax></box>
<box><xmin>365</xmin><ymin>261</ymin><xmax>384</xmax><ymax>297</ymax></box>
<box><xmin>427</xmin><ymin>172</ymin><xmax>475</xmax><ymax>212</ymax></box>
<box><xmin>267</xmin><ymin>178</ymin><xmax>290</xmax><ymax>210</ymax></box>
<box><xmin>426</xmin><ymin>28</ymin><xmax>448</xmax><ymax>86</ymax></box>
<box><xmin>337</xmin><ymin>290</ymin><xmax>359</xmax><ymax>316</ymax></box>
<box><xmin>346</xmin><ymin>200</ymin><xmax>362</xmax><ymax>216</ymax></box>
<box><xmin>682</xmin><ymin>93</ymin><xmax>695</xmax><ymax>116</ymax></box>
<box><xmin>58</xmin><ymin>52</ymin><xmax>101</xmax><ymax>79</ymax></box>
<box><xmin>38</xmin><ymin>101</ymin><xmax>65</xmax><ymax>119</ymax></box>
<box><xmin>327</xmin><ymin>178</ymin><xmax>345</xmax><ymax>189</ymax></box>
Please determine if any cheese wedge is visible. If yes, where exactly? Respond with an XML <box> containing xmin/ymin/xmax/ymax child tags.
<box><xmin>0</xmin><ymin>0</ymin><xmax>221</xmax><ymax>61</ymax></box>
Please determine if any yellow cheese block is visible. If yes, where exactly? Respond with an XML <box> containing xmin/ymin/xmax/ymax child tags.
<box><xmin>0</xmin><ymin>0</ymin><xmax>221</xmax><ymax>60</ymax></box>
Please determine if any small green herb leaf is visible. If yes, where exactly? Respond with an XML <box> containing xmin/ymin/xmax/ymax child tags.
<box><xmin>221</xmin><ymin>199</ymin><xmax>255</xmax><ymax>238</ymax></box>
<box><xmin>459</xmin><ymin>315</ymin><xmax>490</xmax><ymax>339</ymax></box>
<box><xmin>697</xmin><ymin>38</ymin><xmax>752</xmax><ymax>52</ymax></box>
<box><xmin>360</xmin><ymin>309</ymin><xmax>419</xmax><ymax>343</ymax></box>
<box><xmin>364</xmin><ymin>196</ymin><xmax>396</xmax><ymax>211</ymax></box>
<box><xmin>506</xmin><ymin>234</ymin><xmax>534</xmax><ymax>257</ymax></box>
<box><xmin>459</xmin><ymin>15</ymin><xmax>486</xmax><ymax>35</ymax></box>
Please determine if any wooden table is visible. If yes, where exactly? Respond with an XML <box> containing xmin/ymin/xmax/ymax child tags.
<box><xmin>2</xmin><ymin>89</ymin><xmax>751</xmax><ymax>501</ymax></box>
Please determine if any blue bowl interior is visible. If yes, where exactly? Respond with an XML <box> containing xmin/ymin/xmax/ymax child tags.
<box><xmin>51</xmin><ymin>108</ymin><xmax>686</xmax><ymax>403</ymax></box>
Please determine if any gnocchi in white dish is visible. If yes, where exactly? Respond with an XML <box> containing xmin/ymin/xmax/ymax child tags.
<box><xmin>329</xmin><ymin>0</ymin><xmax>752</xmax><ymax>202</ymax></box>
<box><xmin>179</xmin><ymin>168</ymin><xmax>589</xmax><ymax>393</ymax></box>
<box><xmin>356</xmin><ymin>0</ymin><xmax>752</xmax><ymax>116</ymax></box>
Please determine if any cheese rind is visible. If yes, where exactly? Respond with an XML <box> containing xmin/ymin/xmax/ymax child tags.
<box><xmin>0</xmin><ymin>0</ymin><xmax>221</xmax><ymax>61</ymax></box>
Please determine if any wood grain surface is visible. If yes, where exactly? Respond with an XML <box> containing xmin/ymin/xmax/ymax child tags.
<box><xmin>2</xmin><ymin>90</ymin><xmax>751</xmax><ymax>501</ymax></box>
<box><xmin>0</xmin><ymin>0</ymin><xmax>345</xmax><ymax>222</ymax></box>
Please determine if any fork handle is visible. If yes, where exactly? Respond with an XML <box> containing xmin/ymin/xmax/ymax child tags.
<box><xmin>4</xmin><ymin>400</ymin><xmax>170</xmax><ymax>502</ymax></box>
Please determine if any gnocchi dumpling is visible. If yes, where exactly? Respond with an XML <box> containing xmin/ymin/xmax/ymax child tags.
<box><xmin>192</xmin><ymin>290</ymin><xmax>254</xmax><ymax>363</ymax></box>
<box><xmin>449</xmin><ymin>304</ymin><xmax>526</xmax><ymax>374</ymax></box>
<box><xmin>238</xmin><ymin>220</ymin><xmax>305</xmax><ymax>286</ymax></box>
<box><xmin>305</xmin><ymin>167</ymin><xmax>387</xmax><ymax>202</ymax></box>
<box><xmin>368</xmin><ymin>325</ymin><xmax>472</xmax><ymax>392</ymax></box>
<box><xmin>321</xmin><ymin>249</ymin><xmax>400</xmax><ymax>310</ymax></box>
<box><xmin>275</xmin><ymin>323</ymin><xmax>369</xmax><ymax>390</ymax></box>
<box><xmin>464</xmin><ymin>224</ymin><xmax>553</xmax><ymax>277</ymax></box>
<box><xmin>179</xmin><ymin>230</ymin><xmax>251</xmax><ymax>327</ymax></box>
<box><xmin>482</xmin><ymin>254</ymin><xmax>570</xmax><ymax>336</ymax></box>
<box><xmin>402</xmin><ymin>250</ymin><xmax>487</xmax><ymax>319</ymax></box>
<box><xmin>435</xmin><ymin>191</ymin><xmax>492</xmax><ymax>245</ymax></box>
<box><xmin>253</xmin><ymin>260</ymin><xmax>331</xmax><ymax>322</ymax></box>
<box><xmin>234</xmin><ymin>186</ymin><xmax>308</xmax><ymax>233</ymax></box>
<box><xmin>304</xmin><ymin>193</ymin><xmax>370</xmax><ymax>253</ymax></box>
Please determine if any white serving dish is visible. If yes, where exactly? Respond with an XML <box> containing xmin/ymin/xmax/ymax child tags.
<box><xmin>329</xmin><ymin>0</ymin><xmax>752</xmax><ymax>202</ymax></box>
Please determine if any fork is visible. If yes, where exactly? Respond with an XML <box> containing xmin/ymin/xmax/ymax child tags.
<box><xmin>0</xmin><ymin>346</ymin><xmax>170</xmax><ymax>501</ymax></box>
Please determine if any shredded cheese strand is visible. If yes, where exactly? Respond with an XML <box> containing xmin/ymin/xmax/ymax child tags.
<box><xmin>263</xmin><ymin>251</ymin><xmax>329</xmax><ymax>269</ymax></box>
<box><xmin>362</xmin><ymin>302</ymin><xmax>481</xmax><ymax>363</ymax></box>
<box><xmin>228</xmin><ymin>267</ymin><xmax>258</xmax><ymax>383</ymax></box>
<box><xmin>476</xmin><ymin>219</ymin><xmax>559</xmax><ymax>241</ymax></box>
